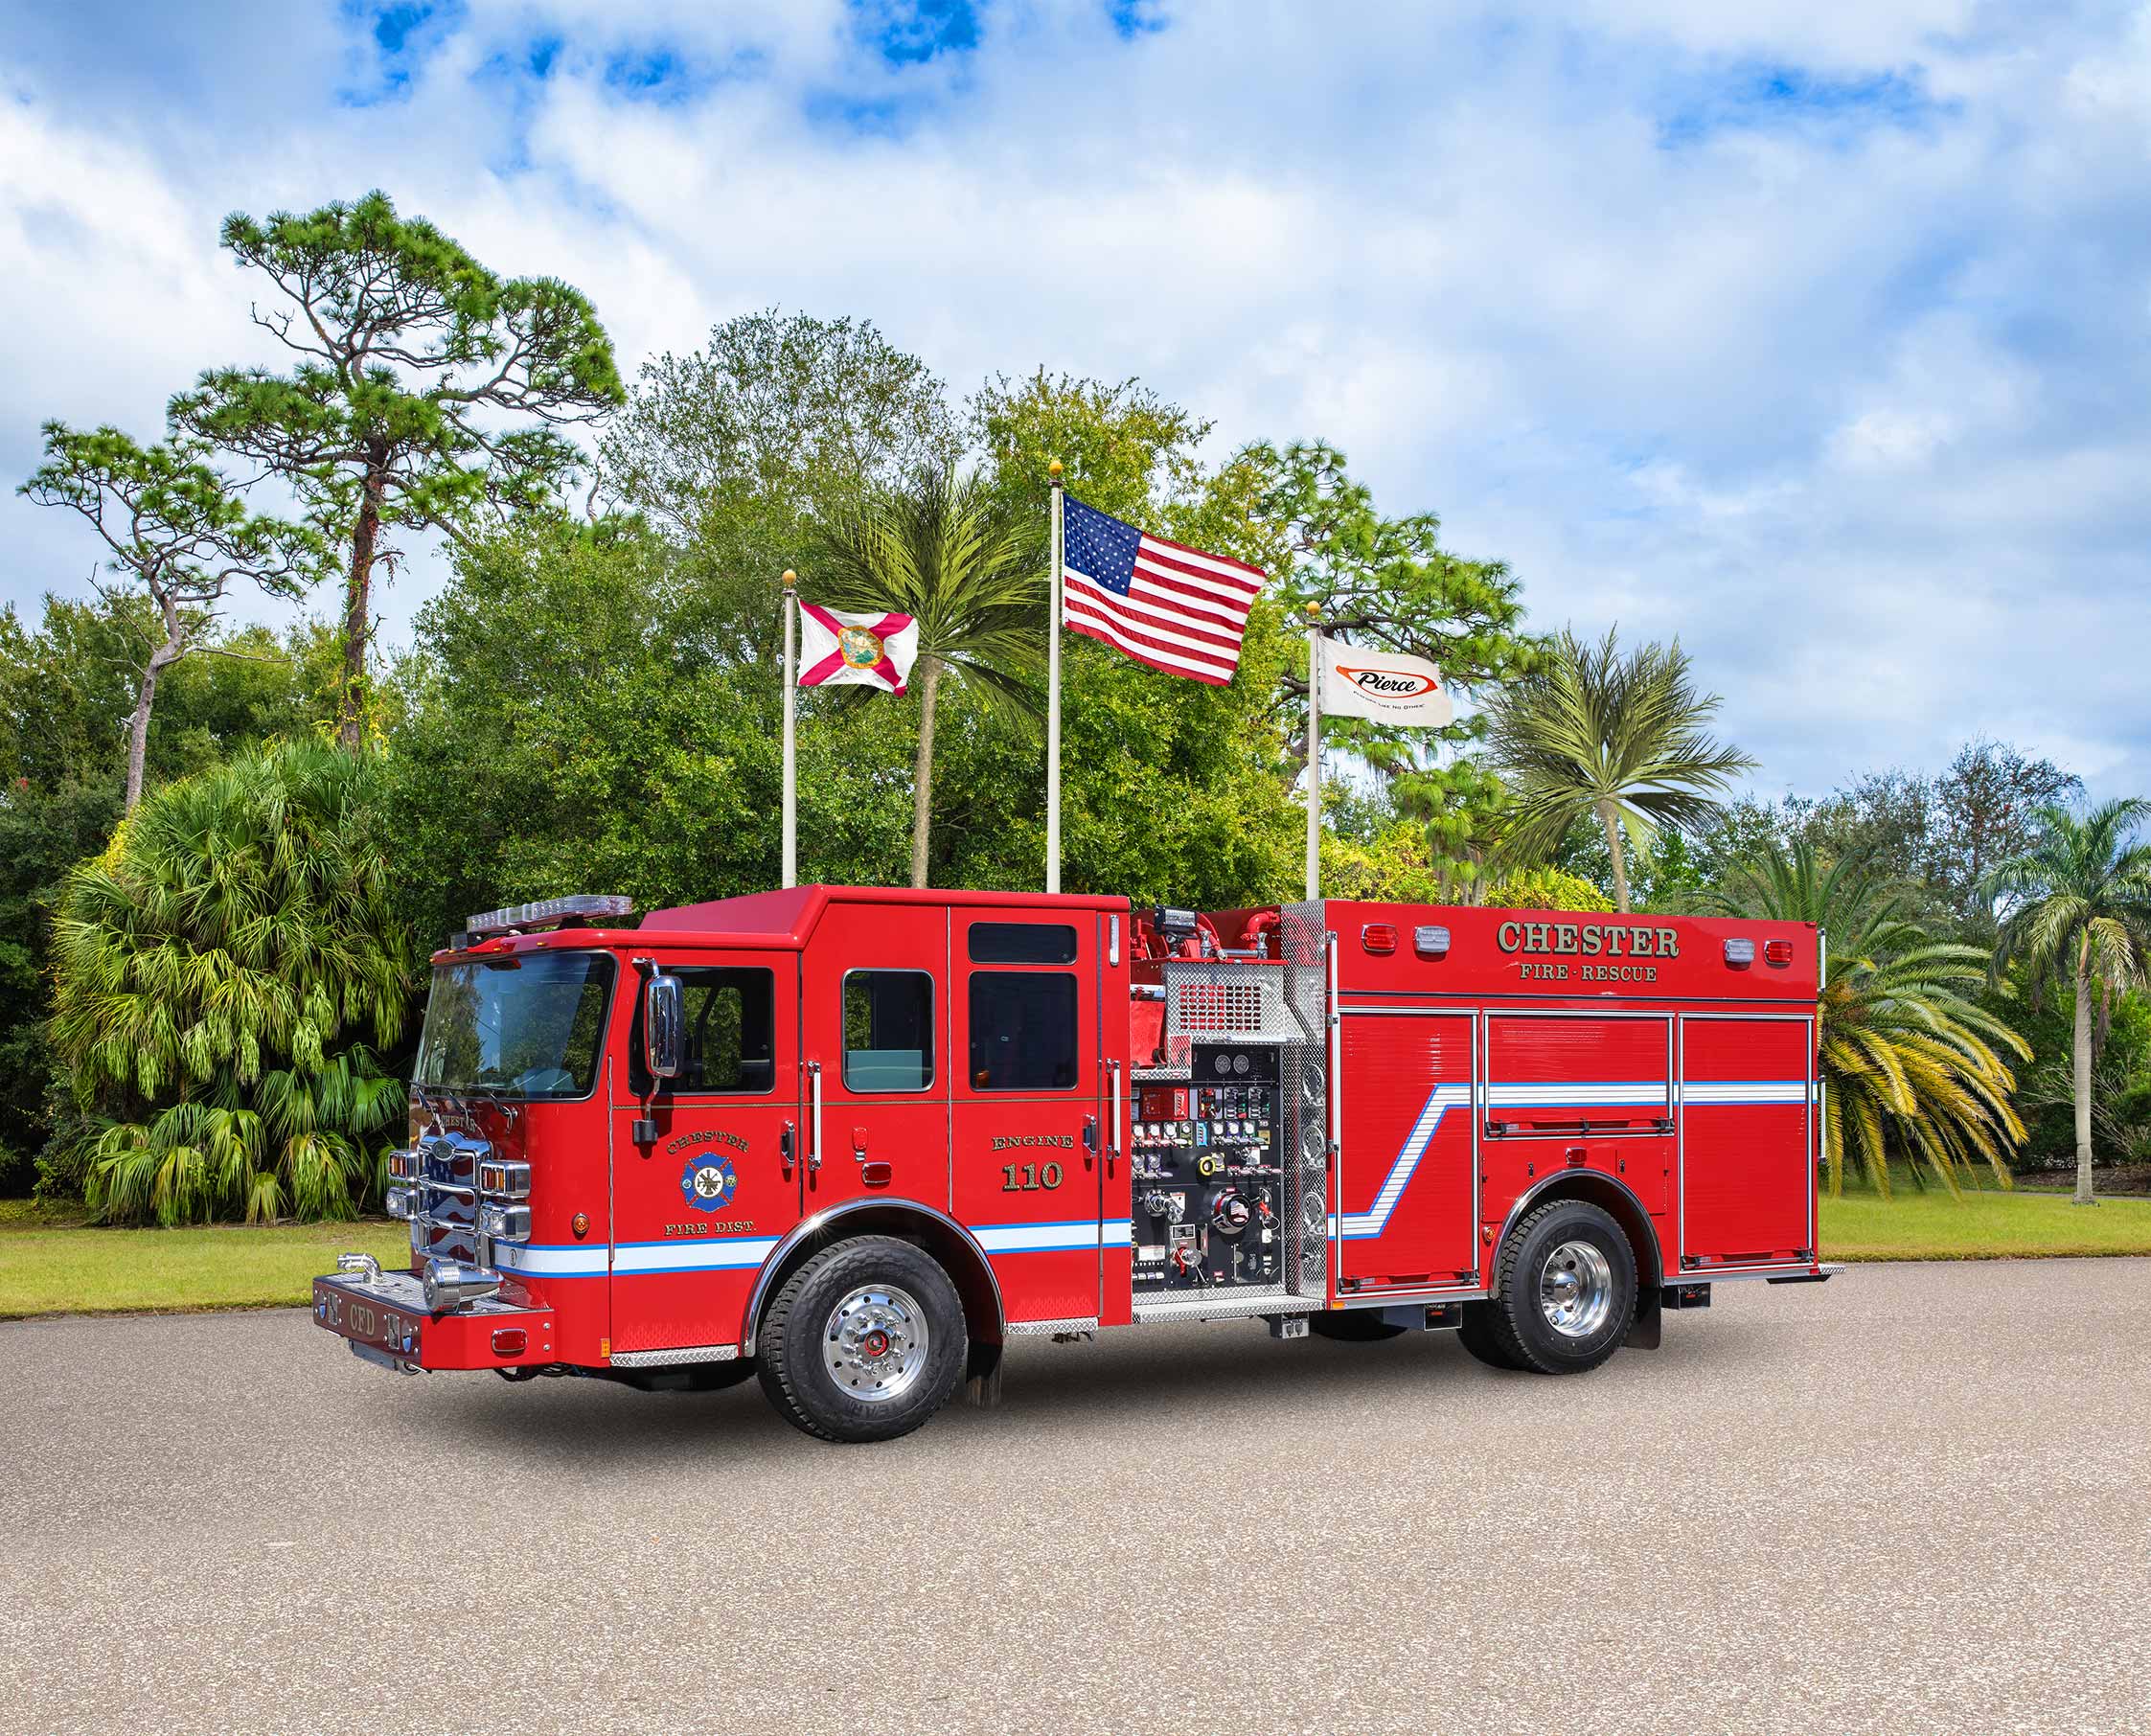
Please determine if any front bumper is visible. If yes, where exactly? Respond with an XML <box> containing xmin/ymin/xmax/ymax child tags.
<box><xmin>312</xmin><ymin>1268</ymin><xmax>557</xmax><ymax>1372</ymax></box>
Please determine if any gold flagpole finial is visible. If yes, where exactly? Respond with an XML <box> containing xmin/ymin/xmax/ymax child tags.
<box><xmin>782</xmin><ymin>569</ymin><xmax>796</xmax><ymax>589</ymax></box>
<box><xmin>1047</xmin><ymin>458</ymin><xmax>1063</xmax><ymax>481</ymax></box>
<box><xmin>1306</xmin><ymin>602</ymin><xmax>1321</xmax><ymax>622</ymax></box>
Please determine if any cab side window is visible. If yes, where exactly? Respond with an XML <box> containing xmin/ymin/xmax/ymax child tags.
<box><xmin>629</xmin><ymin>967</ymin><xmax>775</xmax><ymax>1095</ymax></box>
<box><xmin>842</xmin><ymin>970</ymin><xmax>935</xmax><ymax>1092</ymax></box>
<box><xmin>969</xmin><ymin>971</ymin><xmax>1078</xmax><ymax>1091</ymax></box>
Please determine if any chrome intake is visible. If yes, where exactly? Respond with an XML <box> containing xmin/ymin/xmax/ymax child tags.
<box><xmin>423</xmin><ymin>1257</ymin><xmax>503</xmax><ymax>1314</ymax></box>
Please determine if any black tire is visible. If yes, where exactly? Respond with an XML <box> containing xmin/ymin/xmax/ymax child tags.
<box><xmin>1485</xmin><ymin>1199</ymin><xmax>1636</xmax><ymax>1375</ymax></box>
<box><xmin>1309</xmin><ymin>1310</ymin><xmax>1407</xmax><ymax>1342</ymax></box>
<box><xmin>756</xmin><ymin>1236</ymin><xmax>967</xmax><ymax>1443</ymax></box>
<box><xmin>1455</xmin><ymin>1301</ymin><xmax>1528</xmax><ymax>1370</ymax></box>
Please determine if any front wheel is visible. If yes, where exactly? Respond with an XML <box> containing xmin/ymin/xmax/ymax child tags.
<box><xmin>757</xmin><ymin>1236</ymin><xmax>967</xmax><ymax>1443</ymax></box>
<box><xmin>1485</xmin><ymin>1199</ymin><xmax>1636</xmax><ymax>1375</ymax></box>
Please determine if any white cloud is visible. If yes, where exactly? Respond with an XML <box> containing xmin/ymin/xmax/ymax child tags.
<box><xmin>2</xmin><ymin>0</ymin><xmax>2149</xmax><ymax>806</ymax></box>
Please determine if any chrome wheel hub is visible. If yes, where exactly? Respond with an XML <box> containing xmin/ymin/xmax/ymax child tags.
<box><xmin>1539</xmin><ymin>1240</ymin><xmax>1613</xmax><ymax>1338</ymax></box>
<box><xmin>823</xmin><ymin>1284</ymin><xmax>928</xmax><ymax>1403</ymax></box>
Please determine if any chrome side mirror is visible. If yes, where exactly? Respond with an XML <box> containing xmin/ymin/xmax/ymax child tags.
<box><xmin>645</xmin><ymin>971</ymin><xmax>684</xmax><ymax>1079</ymax></box>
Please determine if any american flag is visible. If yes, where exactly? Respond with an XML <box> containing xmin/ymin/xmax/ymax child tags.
<box><xmin>1060</xmin><ymin>493</ymin><xmax>1265</xmax><ymax>685</ymax></box>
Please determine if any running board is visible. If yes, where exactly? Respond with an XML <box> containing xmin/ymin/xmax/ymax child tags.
<box><xmin>1133</xmin><ymin>1290</ymin><xmax>1323</xmax><ymax>1325</ymax></box>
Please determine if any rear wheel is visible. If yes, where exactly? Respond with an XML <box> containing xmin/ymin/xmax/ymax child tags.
<box><xmin>1486</xmin><ymin>1199</ymin><xmax>1636</xmax><ymax>1375</ymax></box>
<box><xmin>1309</xmin><ymin>1310</ymin><xmax>1407</xmax><ymax>1343</ymax></box>
<box><xmin>757</xmin><ymin>1236</ymin><xmax>966</xmax><ymax>1443</ymax></box>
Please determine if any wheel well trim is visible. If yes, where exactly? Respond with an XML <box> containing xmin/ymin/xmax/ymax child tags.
<box><xmin>741</xmin><ymin>1198</ymin><xmax>1005</xmax><ymax>1356</ymax></box>
<box><xmin>1490</xmin><ymin>1171</ymin><xmax>1664</xmax><ymax>1295</ymax></box>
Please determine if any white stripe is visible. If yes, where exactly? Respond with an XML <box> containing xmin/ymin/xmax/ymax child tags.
<box><xmin>1063</xmin><ymin>588</ymin><xmax>1239</xmax><ymax>679</ymax></box>
<box><xmin>495</xmin><ymin>1243</ymin><xmax>607</xmax><ymax>1277</ymax></box>
<box><xmin>1129</xmin><ymin>573</ymin><xmax>1252</xmax><ymax>629</ymax></box>
<box><xmin>1065</xmin><ymin>572</ymin><xmax>1243</xmax><ymax>666</ymax></box>
<box><xmin>1130</xmin><ymin>553</ymin><xmax>1260</xmax><ymax>615</ymax></box>
<box><xmin>1685</xmin><ymin>1080</ymin><xmax>1807</xmax><ymax>1104</ymax></box>
<box><xmin>973</xmin><ymin>1219</ymin><xmax>1123</xmax><ymax>1253</ymax></box>
<box><xmin>1484</xmin><ymin>1082</ymin><xmax>1666</xmax><ymax>1106</ymax></box>
<box><xmin>1339</xmin><ymin>1084</ymin><xmax>1472</xmax><ymax>1238</ymax></box>
<box><xmin>613</xmin><ymin>1237</ymin><xmax>780</xmax><ymax>1273</ymax></box>
<box><xmin>1135</xmin><ymin>535</ymin><xmax>1263</xmax><ymax>587</ymax></box>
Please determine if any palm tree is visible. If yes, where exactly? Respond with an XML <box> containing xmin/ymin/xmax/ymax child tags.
<box><xmin>49</xmin><ymin>741</ymin><xmax>411</xmax><ymax>1223</ymax></box>
<box><xmin>1714</xmin><ymin>839</ymin><xmax>2027</xmax><ymax>1196</ymax></box>
<box><xmin>1985</xmin><ymin>800</ymin><xmax>2151</xmax><ymax>1205</ymax></box>
<box><xmin>1485</xmin><ymin>627</ymin><xmax>1754</xmax><ymax>911</ymax></box>
<box><xmin>812</xmin><ymin>468</ymin><xmax>1043</xmax><ymax>887</ymax></box>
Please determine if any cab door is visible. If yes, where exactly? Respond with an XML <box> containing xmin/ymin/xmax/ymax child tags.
<box><xmin>950</xmin><ymin>911</ymin><xmax>1105</xmax><ymax>1326</ymax></box>
<box><xmin>800</xmin><ymin>902</ymin><xmax>950</xmax><ymax>1215</ymax></box>
<box><xmin>609</xmin><ymin>956</ymin><xmax>802</xmax><ymax>1357</ymax></box>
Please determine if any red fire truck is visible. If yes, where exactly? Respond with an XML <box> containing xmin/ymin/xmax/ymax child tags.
<box><xmin>313</xmin><ymin>885</ymin><xmax>1835</xmax><ymax>1442</ymax></box>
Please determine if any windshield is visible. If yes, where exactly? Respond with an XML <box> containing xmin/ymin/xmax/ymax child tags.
<box><xmin>414</xmin><ymin>953</ymin><xmax>617</xmax><ymax>1100</ymax></box>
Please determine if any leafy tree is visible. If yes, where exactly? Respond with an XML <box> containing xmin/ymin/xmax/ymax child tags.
<box><xmin>1486</xmin><ymin>627</ymin><xmax>1755</xmax><ymax>912</ymax></box>
<box><xmin>18</xmin><ymin>424</ymin><xmax>317</xmax><ymax>809</ymax></box>
<box><xmin>1480</xmin><ymin>863</ymin><xmax>1613</xmax><ymax>913</ymax></box>
<box><xmin>386</xmin><ymin>518</ymin><xmax>918</xmax><ymax>946</ymax></box>
<box><xmin>1241</xmin><ymin>441</ymin><xmax>1537</xmax><ymax>895</ymax></box>
<box><xmin>1986</xmin><ymin>801</ymin><xmax>2151</xmax><ymax>1204</ymax></box>
<box><xmin>172</xmin><ymin>190</ymin><xmax>624</xmax><ymax>748</ymax></box>
<box><xmin>1715</xmin><ymin>840</ymin><xmax>2027</xmax><ymax>1196</ymax></box>
<box><xmin>0</xmin><ymin>598</ymin><xmax>338</xmax><ymax>1194</ymax></box>
<box><xmin>961</xmin><ymin>370</ymin><xmax>1301</xmax><ymax>905</ymax></box>
<box><xmin>48</xmin><ymin>742</ymin><xmax>411</xmax><ymax>1222</ymax></box>
<box><xmin>1769</xmin><ymin>741</ymin><xmax>2081</xmax><ymax>936</ymax></box>
<box><xmin>812</xmin><ymin>468</ymin><xmax>1044</xmax><ymax>886</ymax></box>
<box><xmin>601</xmin><ymin>310</ymin><xmax>958</xmax><ymax>650</ymax></box>
<box><xmin>0</xmin><ymin>781</ymin><xmax>120</xmax><ymax>1191</ymax></box>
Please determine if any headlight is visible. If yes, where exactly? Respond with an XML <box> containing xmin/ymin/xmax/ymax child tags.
<box><xmin>385</xmin><ymin>1185</ymin><xmax>415</xmax><ymax>1221</ymax></box>
<box><xmin>477</xmin><ymin>1158</ymin><xmax>532</xmax><ymax>1199</ymax></box>
<box><xmin>478</xmin><ymin>1201</ymin><xmax>532</xmax><ymax>1243</ymax></box>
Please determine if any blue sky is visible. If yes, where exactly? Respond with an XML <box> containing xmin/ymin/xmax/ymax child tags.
<box><xmin>3</xmin><ymin>0</ymin><xmax>2148</xmax><ymax>802</ymax></box>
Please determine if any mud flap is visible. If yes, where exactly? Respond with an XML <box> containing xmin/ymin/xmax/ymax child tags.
<box><xmin>1624</xmin><ymin>1284</ymin><xmax>1662</xmax><ymax>1350</ymax></box>
<box><xmin>964</xmin><ymin>1339</ymin><xmax>1004</xmax><ymax>1408</ymax></box>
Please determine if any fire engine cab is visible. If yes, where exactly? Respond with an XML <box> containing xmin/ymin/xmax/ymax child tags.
<box><xmin>313</xmin><ymin>885</ymin><xmax>1834</xmax><ymax>1443</ymax></box>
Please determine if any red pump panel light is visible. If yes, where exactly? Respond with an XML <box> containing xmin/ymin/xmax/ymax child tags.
<box><xmin>1361</xmin><ymin>924</ymin><xmax>1399</xmax><ymax>955</ymax></box>
<box><xmin>1763</xmin><ymin>939</ymin><xmax>1795</xmax><ymax>967</ymax></box>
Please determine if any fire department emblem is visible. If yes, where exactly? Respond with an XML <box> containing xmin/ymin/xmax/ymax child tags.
<box><xmin>837</xmin><ymin>625</ymin><xmax>884</xmax><ymax>669</ymax></box>
<box><xmin>679</xmin><ymin>1154</ymin><xmax>739</xmax><ymax>1213</ymax></box>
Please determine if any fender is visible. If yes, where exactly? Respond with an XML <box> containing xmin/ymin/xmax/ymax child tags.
<box><xmin>741</xmin><ymin>1197</ymin><xmax>1005</xmax><ymax>1356</ymax></box>
<box><xmin>1489</xmin><ymin>1168</ymin><xmax>1666</xmax><ymax>1294</ymax></box>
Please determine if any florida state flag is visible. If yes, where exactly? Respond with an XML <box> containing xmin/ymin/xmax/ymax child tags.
<box><xmin>797</xmin><ymin>605</ymin><xmax>920</xmax><ymax>695</ymax></box>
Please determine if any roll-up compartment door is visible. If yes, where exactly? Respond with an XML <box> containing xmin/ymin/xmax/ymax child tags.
<box><xmin>1679</xmin><ymin>1016</ymin><xmax>1814</xmax><ymax>1268</ymax></box>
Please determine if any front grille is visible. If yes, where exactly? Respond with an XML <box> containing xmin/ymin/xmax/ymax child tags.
<box><xmin>399</xmin><ymin>1131</ymin><xmax>493</xmax><ymax>1268</ymax></box>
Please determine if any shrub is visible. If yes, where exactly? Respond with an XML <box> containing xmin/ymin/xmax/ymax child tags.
<box><xmin>49</xmin><ymin>742</ymin><xmax>412</xmax><ymax>1223</ymax></box>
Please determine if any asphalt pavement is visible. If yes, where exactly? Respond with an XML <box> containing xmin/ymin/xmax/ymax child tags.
<box><xmin>4</xmin><ymin>1259</ymin><xmax>2147</xmax><ymax>1735</ymax></box>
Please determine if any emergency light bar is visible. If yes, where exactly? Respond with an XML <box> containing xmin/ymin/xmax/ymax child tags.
<box><xmin>465</xmin><ymin>894</ymin><xmax>632</xmax><ymax>937</ymax></box>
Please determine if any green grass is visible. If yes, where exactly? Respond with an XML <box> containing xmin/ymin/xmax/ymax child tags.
<box><xmin>5</xmin><ymin>1171</ymin><xmax>2150</xmax><ymax>1319</ymax></box>
<box><xmin>0</xmin><ymin>1202</ymin><xmax>409</xmax><ymax>1318</ymax></box>
<box><xmin>1820</xmin><ymin>1177</ymin><xmax>2151</xmax><ymax>1261</ymax></box>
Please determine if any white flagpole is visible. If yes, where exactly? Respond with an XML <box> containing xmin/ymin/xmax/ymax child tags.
<box><xmin>1305</xmin><ymin>603</ymin><xmax>1322</xmax><ymax>901</ymax></box>
<box><xmin>781</xmin><ymin>569</ymin><xmax>798</xmax><ymax>889</ymax></box>
<box><xmin>1046</xmin><ymin>459</ymin><xmax>1064</xmax><ymax>895</ymax></box>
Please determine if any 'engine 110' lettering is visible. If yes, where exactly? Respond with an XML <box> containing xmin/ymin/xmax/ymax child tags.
<box><xmin>1497</xmin><ymin>920</ymin><xmax>1678</xmax><ymax>983</ymax></box>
